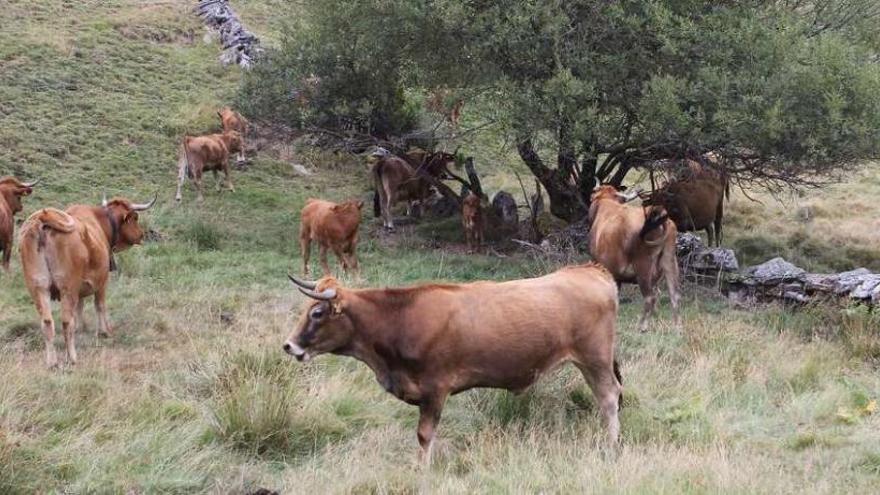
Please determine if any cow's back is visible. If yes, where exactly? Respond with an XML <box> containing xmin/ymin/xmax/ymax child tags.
<box><xmin>589</xmin><ymin>202</ymin><xmax>645</xmax><ymax>279</ymax></box>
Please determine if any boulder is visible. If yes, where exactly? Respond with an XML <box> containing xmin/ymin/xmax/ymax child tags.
<box><xmin>744</xmin><ymin>257</ymin><xmax>806</xmax><ymax>285</ymax></box>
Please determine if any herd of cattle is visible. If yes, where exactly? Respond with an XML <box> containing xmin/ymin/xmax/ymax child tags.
<box><xmin>0</xmin><ymin>106</ymin><xmax>733</xmax><ymax>461</ymax></box>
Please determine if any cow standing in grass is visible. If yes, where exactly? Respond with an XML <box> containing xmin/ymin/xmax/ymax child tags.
<box><xmin>461</xmin><ymin>192</ymin><xmax>483</xmax><ymax>253</ymax></box>
<box><xmin>19</xmin><ymin>194</ymin><xmax>156</xmax><ymax>367</ymax></box>
<box><xmin>370</xmin><ymin>149</ymin><xmax>435</xmax><ymax>231</ymax></box>
<box><xmin>217</xmin><ymin>106</ymin><xmax>248</xmax><ymax>164</ymax></box>
<box><xmin>175</xmin><ymin>130</ymin><xmax>242</xmax><ymax>202</ymax></box>
<box><xmin>0</xmin><ymin>176</ymin><xmax>39</xmax><ymax>272</ymax></box>
<box><xmin>299</xmin><ymin>198</ymin><xmax>363</xmax><ymax>277</ymax></box>
<box><xmin>589</xmin><ymin>185</ymin><xmax>680</xmax><ymax>332</ymax></box>
<box><xmin>284</xmin><ymin>264</ymin><xmax>622</xmax><ymax>463</ymax></box>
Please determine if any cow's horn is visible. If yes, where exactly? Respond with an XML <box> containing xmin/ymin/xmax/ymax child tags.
<box><xmin>102</xmin><ymin>192</ymin><xmax>108</xmax><ymax>207</ymax></box>
<box><xmin>22</xmin><ymin>178</ymin><xmax>41</xmax><ymax>188</ymax></box>
<box><xmin>287</xmin><ymin>274</ymin><xmax>318</xmax><ymax>290</ymax></box>
<box><xmin>132</xmin><ymin>194</ymin><xmax>157</xmax><ymax>211</ymax></box>
<box><xmin>616</xmin><ymin>187</ymin><xmax>643</xmax><ymax>202</ymax></box>
<box><xmin>298</xmin><ymin>287</ymin><xmax>337</xmax><ymax>301</ymax></box>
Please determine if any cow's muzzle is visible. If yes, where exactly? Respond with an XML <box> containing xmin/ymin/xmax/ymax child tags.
<box><xmin>283</xmin><ymin>340</ymin><xmax>310</xmax><ymax>362</ymax></box>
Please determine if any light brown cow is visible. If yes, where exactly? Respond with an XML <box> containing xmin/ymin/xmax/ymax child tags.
<box><xmin>284</xmin><ymin>264</ymin><xmax>622</xmax><ymax>463</ymax></box>
<box><xmin>19</xmin><ymin>195</ymin><xmax>156</xmax><ymax>367</ymax></box>
<box><xmin>589</xmin><ymin>185</ymin><xmax>680</xmax><ymax>332</ymax></box>
<box><xmin>370</xmin><ymin>151</ymin><xmax>435</xmax><ymax>231</ymax></box>
<box><xmin>299</xmin><ymin>198</ymin><xmax>363</xmax><ymax>277</ymax></box>
<box><xmin>217</xmin><ymin>106</ymin><xmax>248</xmax><ymax>163</ymax></box>
<box><xmin>0</xmin><ymin>176</ymin><xmax>39</xmax><ymax>272</ymax></box>
<box><xmin>175</xmin><ymin>131</ymin><xmax>242</xmax><ymax>202</ymax></box>
<box><xmin>461</xmin><ymin>192</ymin><xmax>483</xmax><ymax>253</ymax></box>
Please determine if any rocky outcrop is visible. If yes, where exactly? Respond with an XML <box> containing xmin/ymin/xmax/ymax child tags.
<box><xmin>196</xmin><ymin>0</ymin><xmax>262</xmax><ymax>69</ymax></box>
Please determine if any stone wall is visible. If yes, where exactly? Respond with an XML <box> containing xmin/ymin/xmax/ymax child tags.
<box><xmin>196</xmin><ymin>0</ymin><xmax>262</xmax><ymax>69</ymax></box>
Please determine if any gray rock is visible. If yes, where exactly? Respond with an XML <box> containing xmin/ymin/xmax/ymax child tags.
<box><xmin>850</xmin><ymin>275</ymin><xmax>880</xmax><ymax>300</ymax></box>
<box><xmin>491</xmin><ymin>191</ymin><xmax>518</xmax><ymax>226</ymax></box>
<box><xmin>676</xmin><ymin>233</ymin><xmax>738</xmax><ymax>273</ymax></box>
<box><xmin>745</xmin><ymin>257</ymin><xmax>806</xmax><ymax>285</ymax></box>
<box><xmin>833</xmin><ymin>268</ymin><xmax>874</xmax><ymax>295</ymax></box>
<box><xmin>804</xmin><ymin>273</ymin><xmax>836</xmax><ymax>292</ymax></box>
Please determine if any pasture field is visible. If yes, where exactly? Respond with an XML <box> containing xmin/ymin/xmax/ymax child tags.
<box><xmin>1</xmin><ymin>1</ymin><xmax>879</xmax><ymax>493</ymax></box>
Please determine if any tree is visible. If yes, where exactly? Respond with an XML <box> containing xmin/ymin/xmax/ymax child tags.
<box><xmin>242</xmin><ymin>0</ymin><xmax>880</xmax><ymax>222</ymax></box>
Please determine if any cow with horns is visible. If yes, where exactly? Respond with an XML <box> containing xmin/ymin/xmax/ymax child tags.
<box><xmin>284</xmin><ymin>265</ymin><xmax>622</xmax><ymax>463</ymax></box>
<box><xmin>0</xmin><ymin>176</ymin><xmax>39</xmax><ymax>272</ymax></box>
<box><xmin>19</xmin><ymin>193</ymin><xmax>156</xmax><ymax>367</ymax></box>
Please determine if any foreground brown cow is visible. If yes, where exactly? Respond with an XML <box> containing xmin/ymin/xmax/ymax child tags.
<box><xmin>0</xmin><ymin>176</ymin><xmax>39</xmax><ymax>272</ymax></box>
<box><xmin>284</xmin><ymin>265</ymin><xmax>622</xmax><ymax>462</ymax></box>
<box><xmin>19</xmin><ymin>195</ymin><xmax>156</xmax><ymax>367</ymax></box>
<box><xmin>299</xmin><ymin>198</ymin><xmax>363</xmax><ymax>277</ymax></box>
<box><xmin>370</xmin><ymin>150</ymin><xmax>435</xmax><ymax>231</ymax></box>
<box><xmin>589</xmin><ymin>185</ymin><xmax>680</xmax><ymax>332</ymax></box>
<box><xmin>217</xmin><ymin>106</ymin><xmax>248</xmax><ymax>163</ymax></box>
<box><xmin>461</xmin><ymin>192</ymin><xmax>483</xmax><ymax>252</ymax></box>
<box><xmin>175</xmin><ymin>131</ymin><xmax>242</xmax><ymax>202</ymax></box>
<box><xmin>645</xmin><ymin>158</ymin><xmax>730</xmax><ymax>246</ymax></box>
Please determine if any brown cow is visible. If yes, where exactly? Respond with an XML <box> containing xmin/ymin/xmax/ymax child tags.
<box><xmin>644</xmin><ymin>158</ymin><xmax>730</xmax><ymax>246</ymax></box>
<box><xmin>284</xmin><ymin>264</ymin><xmax>622</xmax><ymax>462</ymax></box>
<box><xmin>403</xmin><ymin>148</ymin><xmax>457</xmax><ymax>179</ymax></box>
<box><xmin>461</xmin><ymin>192</ymin><xmax>483</xmax><ymax>253</ymax></box>
<box><xmin>0</xmin><ymin>176</ymin><xmax>39</xmax><ymax>272</ymax></box>
<box><xmin>19</xmin><ymin>194</ymin><xmax>156</xmax><ymax>367</ymax></box>
<box><xmin>217</xmin><ymin>106</ymin><xmax>249</xmax><ymax>163</ymax></box>
<box><xmin>299</xmin><ymin>198</ymin><xmax>363</xmax><ymax>277</ymax></box>
<box><xmin>589</xmin><ymin>185</ymin><xmax>680</xmax><ymax>332</ymax></box>
<box><xmin>175</xmin><ymin>130</ymin><xmax>242</xmax><ymax>202</ymax></box>
<box><xmin>370</xmin><ymin>150</ymin><xmax>435</xmax><ymax>231</ymax></box>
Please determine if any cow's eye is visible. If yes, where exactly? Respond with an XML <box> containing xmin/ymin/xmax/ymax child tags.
<box><xmin>310</xmin><ymin>307</ymin><xmax>324</xmax><ymax>319</ymax></box>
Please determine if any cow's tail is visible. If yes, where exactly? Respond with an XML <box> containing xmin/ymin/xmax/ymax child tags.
<box><xmin>179</xmin><ymin>137</ymin><xmax>193</xmax><ymax>179</ymax></box>
<box><xmin>639</xmin><ymin>206</ymin><xmax>669</xmax><ymax>245</ymax></box>
<box><xmin>27</xmin><ymin>208</ymin><xmax>76</xmax><ymax>236</ymax></box>
<box><xmin>613</xmin><ymin>359</ymin><xmax>623</xmax><ymax>409</ymax></box>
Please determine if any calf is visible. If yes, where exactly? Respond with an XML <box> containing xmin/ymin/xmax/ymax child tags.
<box><xmin>461</xmin><ymin>192</ymin><xmax>483</xmax><ymax>252</ymax></box>
<box><xmin>299</xmin><ymin>198</ymin><xmax>363</xmax><ymax>277</ymax></box>
<box><xmin>19</xmin><ymin>194</ymin><xmax>155</xmax><ymax>367</ymax></box>
<box><xmin>0</xmin><ymin>177</ymin><xmax>39</xmax><ymax>272</ymax></box>
<box><xmin>217</xmin><ymin>106</ymin><xmax>249</xmax><ymax>163</ymax></box>
<box><xmin>589</xmin><ymin>185</ymin><xmax>680</xmax><ymax>331</ymax></box>
<box><xmin>175</xmin><ymin>130</ymin><xmax>242</xmax><ymax>202</ymax></box>
<box><xmin>285</xmin><ymin>263</ymin><xmax>621</xmax><ymax>463</ymax></box>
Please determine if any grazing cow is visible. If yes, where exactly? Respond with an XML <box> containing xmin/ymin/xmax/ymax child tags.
<box><xmin>19</xmin><ymin>194</ymin><xmax>156</xmax><ymax>367</ymax></box>
<box><xmin>299</xmin><ymin>198</ymin><xmax>363</xmax><ymax>277</ymax></box>
<box><xmin>644</xmin><ymin>158</ymin><xmax>730</xmax><ymax>246</ymax></box>
<box><xmin>175</xmin><ymin>130</ymin><xmax>242</xmax><ymax>202</ymax></box>
<box><xmin>284</xmin><ymin>264</ymin><xmax>622</xmax><ymax>462</ymax></box>
<box><xmin>589</xmin><ymin>185</ymin><xmax>680</xmax><ymax>332</ymax></box>
<box><xmin>0</xmin><ymin>177</ymin><xmax>39</xmax><ymax>272</ymax></box>
<box><xmin>461</xmin><ymin>192</ymin><xmax>483</xmax><ymax>252</ymax></box>
<box><xmin>370</xmin><ymin>150</ymin><xmax>435</xmax><ymax>231</ymax></box>
<box><xmin>217</xmin><ymin>106</ymin><xmax>249</xmax><ymax>163</ymax></box>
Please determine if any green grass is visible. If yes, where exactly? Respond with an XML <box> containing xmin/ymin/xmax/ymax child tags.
<box><xmin>1</xmin><ymin>1</ymin><xmax>879</xmax><ymax>493</ymax></box>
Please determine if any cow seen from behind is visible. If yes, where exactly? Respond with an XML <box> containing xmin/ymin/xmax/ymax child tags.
<box><xmin>175</xmin><ymin>130</ymin><xmax>242</xmax><ymax>202</ymax></box>
<box><xmin>19</xmin><ymin>194</ymin><xmax>156</xmax><ymax>367</ymax></box>
<box><xmin>299</xmin><ymin>198</ymin><xmax>363</xmax><ymax>277</ymax></box>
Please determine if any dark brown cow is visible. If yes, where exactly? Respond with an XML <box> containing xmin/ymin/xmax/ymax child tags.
<box><xmin>644</xmin><ymin>158</ymin><xmax>730</xmax><ymax>246</ymax></box>
<box><xmin>403</xmin><ymin>148</ymin><xmax>457</xmax><ymax>179</ymax></box>
<box><xmin>299</xmin><ymin>198</ymin><xmax>363</xmax><ymax>277</ymax></box>
<box><xmin>217</xmin><ymin>106</ymin><xmax>249</xmax><ymax>163</ymax></box>
<box><xmin>589</xmin><ymin>185</ymin><xmax>680</xmax><ymax>332</ymax></box>
<box><xmin>175</xmin><ymin>131</ymin><xmax>242</xmax><ymax>202</ymax></box>
<box><xmin>461</xmin><ymin>192</ymin><xmax>483</xmax><ymax>252</ymax></box>
<box><xmin>370</xmin><ymin>150</ymin><xmax>435</xmax><ymax>231</ymax></box>
<box><xmin>284</xmin><ymin>264</ymin><xmax>622</xmax><ymax>462</ymax></box>
<box><xmin>0</xmin><ymin>176</ymin><xmax>39</xmax><ymax>272</ymax></box>
<box><xmin>19</xmin><ymin>194</ymin><xmax>156</xmax><ymax>367</ymax></box>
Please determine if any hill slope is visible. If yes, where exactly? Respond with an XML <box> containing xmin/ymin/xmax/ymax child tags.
<box><xmin>1</xmin><ymin>1</ymin><xmax>878</xmax><ymax>493</ymax></box>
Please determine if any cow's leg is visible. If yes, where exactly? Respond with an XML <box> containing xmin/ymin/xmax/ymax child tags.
<box><xmin>175</xmin><ymin>156</ymin><xmax>187</xmax><ymax>202</ymax></box>
<box><xmin>1</xmin><ymin>241</ymin><xmax>10</xmax><ymax>272</ymax></box>
<box><xmin>60</xmin><ymin>294</ymin><xmax>78</xmax><ymax>365</ymax></box>
<box><xmin>193</xmin><ymin>172</ymin><xmax>205</xmax><ymax>202</ymax></box>
<box><xmin>575</xmin><ymin>361</ymin><xmax>622</xmax><ymax>445</ymax></box>
<box><xmin>661</xmin><ymin>244</ymin><xmax>682</xmax><ymax>328</ymax></box>
<box><xmin>33</xmin><ymin>289</ymin><xmax>57</xmax><ymax>368</ymax></box>
<box><xmin>214</xmin><ymin>169</ymin><xmax>221</xmax><ymax>192</ymax></box>
<box><xmin>635</xmin><ymin>261</ymin><xmax>657</xmax><ymax>332</ymax></box>
<box><xmin>95</xmin><ymin>287</ymin><xmax>113</xmax><ymax>338</ymax></box>
<box><xmin>705</xmin><ymin>224</ymin><xmax>715</xmax><ymax>247</ymax></box>
<box><xmin>714</xmin><ymin>202</ymin><xmax>724</xmax><ymax>247</ymax></box>
<box><xmin>384</xmin><ymin>187</ymin><xmax>396</xmax><ymax>231</ymax></box>
<box><xmin>318</xmin><ymin>244</ymin><xmax>331</xmax><ymax>276</ymax></box>
<box><xmin>300</xmin><ymin>229</ymin><xmax>311</xmax><ymax>277</ymax></box>
<box><xmin>223</xmin><ymin>163</ymin><xmax>235</xmax><ymax>192</ymax></box>
<box><xmin>76</xmin><ymin>297</ymin><xmax>86</xmax><ymax>333</ymax></box>
<box><xmin>332</xmin><ymin>245</ymin><xmax>347</xmax><ymax>273</ymax></box>
<box><xmin>417</xmin><ymin>393</ymin><xmax>448</xmax><ymax>465</ymax></box>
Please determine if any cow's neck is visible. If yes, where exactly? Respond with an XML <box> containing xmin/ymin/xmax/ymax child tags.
<box><xmin>97</xmin><ymin>207</ymin><xmax>120</xmax><ymax>271</ymax></box>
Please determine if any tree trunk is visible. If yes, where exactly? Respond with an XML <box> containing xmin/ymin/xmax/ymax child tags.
<box><xmin>516</xmin><ymin>138</ymin><xmax>587</xmax><ymax>222</ymax></box>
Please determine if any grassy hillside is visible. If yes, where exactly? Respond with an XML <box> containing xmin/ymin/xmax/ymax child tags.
<box><xmin>1</xmin><ymin>1</ymin><xmax>879</xmax><ymax>493</ymax></box>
